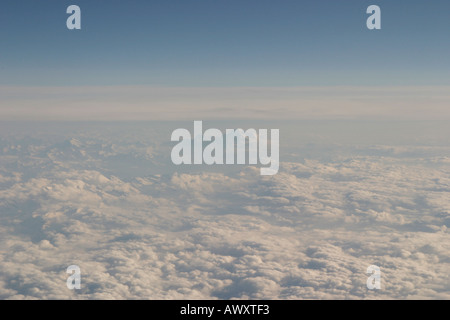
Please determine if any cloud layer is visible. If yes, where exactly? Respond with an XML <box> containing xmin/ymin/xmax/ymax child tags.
<box><xmin>0</xmin><ymin>122</ymin><xmax>449</xmax><ymax>299</ymax></box>
<box><xmin>2</xmin><ymin>86</ymin><xmax>450</xmax><ymax>121</ymax></box>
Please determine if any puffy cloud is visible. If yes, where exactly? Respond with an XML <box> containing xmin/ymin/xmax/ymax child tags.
<box><xmin>0</xmin><ymin>122</ymin><xmax>449</xmax><ymax>299</ymax></box>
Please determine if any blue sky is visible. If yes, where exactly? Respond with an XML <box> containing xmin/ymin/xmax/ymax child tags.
<box><xmin>1</xmin><ymin>0</ymin><xmax>449</xmax><ymax>86</ymax></box>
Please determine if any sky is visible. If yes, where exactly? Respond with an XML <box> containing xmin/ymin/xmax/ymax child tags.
<box><xmin>1</xmin><ymin>1</ymin><xmax>450</xmax><ymax>300</ymax></box>
<box><xmin>0</xmin><ymin>0</ymin><xmax>449</xmax><ymax>87</ymax></box>
<box><xmin>1</xmin><ymin>0</ymin><xmax>450</xmax><ymax>120</ymax></box>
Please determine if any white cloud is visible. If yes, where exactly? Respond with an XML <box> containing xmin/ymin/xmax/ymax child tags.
<box><xmin>0</xmin><ymin>123</ymin><xmax>449</xmax><ymax>299</ymax></box>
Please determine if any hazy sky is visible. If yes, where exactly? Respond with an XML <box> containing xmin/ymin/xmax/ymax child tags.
<box><xmin>1</xmin><ymin>0</ymin><xmax>449</xmax><ymax>86</ymax></box>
